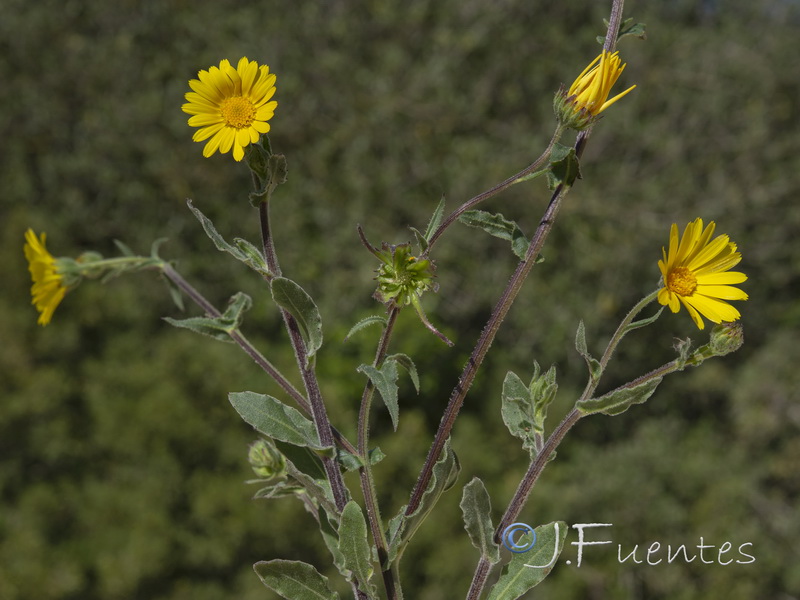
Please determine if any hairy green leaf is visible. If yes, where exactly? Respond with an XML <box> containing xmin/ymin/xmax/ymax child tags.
<box><xmin>487</xmin><ymin>521</ymin><xmax>567</xmax><ymax>599</ymax></box>
<box><xmin>229</xmin><ymin>391</ymin><xmax>327</xmax><ymax>450</ymax></box>
<box><xmin>460</xmin><ymin>478</ymin><xmax>500</xmax><ymax>564</ymax></box>
<box><xmin>357</xmin><ymin>362</ymin><xmax>400</xmax><ymax>430</ymax></box>
<box><xmin>254</xmin><ymin>559</ymin><xmax>339</xmax><ymax>600</ymax></box>
<box><xmin>458</xmin><ymin>210</ymin><xmax>530</xmax><ymax>260</ymax></box>
<box><xmin>271</xmin><ymin>277</ymin><xmax>323</xmax><ymax>364</ymax></box>
<box><xmin>344</xmin><ymin>315</ymin><xmax>388</xmax><ymax>341</ymax></box>
<box><xmin>577</xmin><ymin>377</ymin><xmax>663</xmax><ymax>416</ymax></box>
<box><xmin>338</xmin><ymin>501</ymin><xmax>377</xmax><ymax>596</ymax></box>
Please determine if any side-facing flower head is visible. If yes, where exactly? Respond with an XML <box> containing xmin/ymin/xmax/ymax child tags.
<box><xmin>554</xmin><ymin>50</ymin><xmax>636</xmax><ymax>130</ymax></box>
<box><xmin>24</xmin><ymin>229</ymin><xmax>69</xmax><ymax>326</ymax></box>
<box><xmin>182</xmin><ymin>57</ymin><xmax>277</xmax><ymax>161</ymax></box>
<box><xmin>657</xmin><ymin>218</ymin><xmax>748</xmax><ymax>330</ymax></box>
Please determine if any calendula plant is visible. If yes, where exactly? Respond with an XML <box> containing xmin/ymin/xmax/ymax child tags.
<box><xmin>24</xmin><ymin>2</ymin><xmax>749</xmax><ymax>599</ymax></box>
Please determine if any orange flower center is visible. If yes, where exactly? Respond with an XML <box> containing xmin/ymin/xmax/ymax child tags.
<box><xmin>667</xmin><ymin>266</ymin><xmax>697</xmax><ymax>296</ymax></box>
<box><xmin>220</xmin><ymin>96</ymin><xmax>256</xmax><ymax>129</ymax></box>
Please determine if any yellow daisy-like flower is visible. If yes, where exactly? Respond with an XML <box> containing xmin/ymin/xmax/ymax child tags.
<box><xmin>182</xmin><ymin>57</ymin><xmax>277</xmax><ymax>162</ymax></box>
<box><xmin>555</xmin><ymin>50</ymin><xmax>636</xmax><ymax>130</ymax></box>
<box><xmin>24</xmin><ymin>229</ymin><xmax>68</xmax><ymax>326</ymax></box>
<box><xmin>657</xmin><ymin>218</ymin><xmax>748</xmax><ymax>330</ymax></box>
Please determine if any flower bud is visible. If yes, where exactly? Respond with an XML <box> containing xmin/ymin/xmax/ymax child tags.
<box><xmin>708</xmin><ymin>321</ymin><xmax>744</xmax><ymax>357</ymax></box>
<box><xmin>248</xmin><ymin>439</ymin><xmax>286</xmax><ymax>479</ymax></box>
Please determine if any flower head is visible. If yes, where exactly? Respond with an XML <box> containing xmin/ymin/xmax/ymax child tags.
<box><xmin>182</xmin><ymin>57</ymin><xmax>277</xmax><ymax>161</ymax></box>
<box><xmin>657</xmin><ymin>218</ymin><xmax>748</xmax><ymax>330</ymax></box>
<box><xmin>554</xmin><ymin>50</ymin><xmax>636</xmax><ymax>130</ymax></box>
<box><xmin>24</xmin><ymin>229</ymin><xmax>68</xmax><ymax>326</ymax></box>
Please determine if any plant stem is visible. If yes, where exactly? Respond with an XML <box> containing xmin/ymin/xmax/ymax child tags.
<box><xmin>159</xmin><ymin>263</ymin><xmax>359</xmax><ymax>455</ymax></box>
<box><xmin>464</xmin><ymin>3</ymin><xmax>628</xmax><ymax>596</ymax></box>
<box><xmin>256</xmin><ymin>199</ymin><xmax>350</xmax><ymax>513</ymax></box>
<box><xmin>424</xmin><ymin>126</ymin><xmax>564</xmax><ymax>254</ymax></box>
<box><xmin>406</xmin><ymin>178</ymin><xmax>574</xmax><ymax>517</ymax></box>
<box><xmin>358</xmin><ymin>307</ymin><xmax>402</xmax><ymax>600</ymax></box>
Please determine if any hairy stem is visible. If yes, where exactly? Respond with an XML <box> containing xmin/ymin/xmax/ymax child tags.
<box><xmin>358</xmin><ymin>307</ymin><xmax>403</xmax><ymax>600</ymax></box>
<box><xmin>257</xmin><ymin>200</ymin><xmax>350</xmax><ymax>513</ymax></box>
<box><xmin>159</xmin><ymin>263</ymin><xmax>359</xmax><ymax>455</ymax></box>
<box><xmin>464</xmin><ymin>2</ymin><xmax>628</xmax><ymax>596</ymax></box>
<box><xmin>424</xmin><ymin>126</ymin><xmax>564</xmax><ymax>254</ymax></box>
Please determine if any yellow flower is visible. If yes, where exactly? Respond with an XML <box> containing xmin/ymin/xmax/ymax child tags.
<box><xmin>24</xmin><ymin>229</ymin><xmax>68</xmax><ymax>326</ymax></box>
<box><xmin>657</xmin><ymin>218</ymin><xmax>748</xmax><ymax>330</ymax></box>
<box><xmin>182</xmin><ymin>57</ymin><xmax>277</xmax><ymax>162</ymax></box>
<box><xmin>555</xmin><ymin>50</ymin><xmax>636</xmax><ymax>130</ymax></box>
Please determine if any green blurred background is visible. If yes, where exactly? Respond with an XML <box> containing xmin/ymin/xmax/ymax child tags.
<box><xmin>2</xmin><ymin>0</ymin><xmax>798</xmax><ymax>598</ymax></box>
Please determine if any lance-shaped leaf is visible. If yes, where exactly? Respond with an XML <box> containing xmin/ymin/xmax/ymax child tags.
<box><xmin>623</xmin><ymin>307</ymin><xmax>664</xmax><ymax>334</ymax></box>
<box><xmin>357</xmin><ymin>361</ymin><xmax>400</xmax><ymax>430</ymax></box>
<box><xmin>229</xmin><ymin>391</ymin><xmax>328</xmax><ymax>451</ymax></box>
<box><xmin>410</xmin><ymin>194</ymin><xmax>447</xmax><ymax>253</ymax></box>
<box><xmin>501</xmin><ymin>371</ymin><xmax>538</xmax><ymax>456</ymax></box>
<box><xmin>254</xmin><ymin>559</ymin><xmax>339</xmax><ymax>600</ymax></box>
<box><xmin>344</xmin><ymin>315</ymin><xmax>388</xmax><ymax>341</ymax></box>
<box><xmin>387</xmin><ymin>438</ymin><xmax>460</xmax><ymax>563</ymax></box>
<box><xmin>338</xmin><ymin>501</ymin><xmax>377</xmax><ymax>597</ymax></box>
<box><xmin>487</xmin><ymin>521</ymin><xmax>567</xmax><ymax>599</ymax></box>
<box><xmin>271</xmin><ymin>277</ymin><xmax>323</xmax><ymax>365</ymax></box>
<box><xmin>577</xmin><ymin>377</ymin><xmax>663</xmax><ymax>416</ymax></box>
<box><xmin>386</xmin><ymin>353</ymin><xmax>420</xmax><ymax>393</ymax></box>
<box><xmin>575</xmin><ymin>320</ymin><xmax>602</xmax><ymax>382</ymax></box>
<box><xmin>460</xmin><ymin>478</ymin><xmax>500</xmax><ymax>564</ymax></box>
<box><xmin>317</xmin><ymin>506</ymin><xmax>348</xmax><ymax>579</ymax></box>
<box><xmin>187</xmin><ymin>200</ymin><xmax>271</xmax><ymax>276</ymax></box>
<box><xmin>164</xmin><ymin>292</ymin><xmax>252</xmax><ymax>341</ymax></box>
<box><xmin>458</xmin><ymin>210</ymin><xmax>530</xmax><ymax>260</ymax></box>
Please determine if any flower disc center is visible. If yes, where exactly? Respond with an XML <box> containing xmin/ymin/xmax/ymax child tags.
<box><xmin>220</xmin><ymin>96</ymin><xmax>256</xmax><ymax>129</ymax></box>
<box><xmin>667</xmin><ymin>266</ymin><xmax>698</xmax><ymax>296</ymax></box>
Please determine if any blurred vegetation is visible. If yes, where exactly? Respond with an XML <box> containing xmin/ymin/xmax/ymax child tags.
<box><xmin>2</xmin><ymin>0</ymin><xmax>799</xmax><ymax>598</ymax></box>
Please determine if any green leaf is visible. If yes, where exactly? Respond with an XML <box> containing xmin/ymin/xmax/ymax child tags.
<box><xmin>388</xmin><ymin>438</ymin><xmax>460</xmax><ymax>562</ymax></box>
<box><xmin>252</xmin><ymin>480</ymin><xmax>306</xmax><ymax>500</ymax></box>
<box><xmin>460</xmin><ymin>478</ymin><xmax>500</xmax><ymax>564</ymax></box>
<box><xmin>624</xmin><ymin>307</ymin><xmax>664</xmax><ymax>334</ymax></box>
<box><xmin>337</xmin><ymin>447</ymin><xmax>386</xmax><ymax>472</ymax></box>
<box><xmin>338</xmin><ymin>501</ymin><xmax>377</xmax><ymax>596</ymax></box>
<box><xmin>357</xmin><ymin>361</ymin><xmax>400</xmax><ymax>430</ymax></box>
<box><xmin>577</xmin><ymin>377</ymin><xmax>663</xmax><ymax>416</ymax></box>
<box><xmin>597</xmin><ymin>17</ymin><xmax>647</xmax><ymax>44</ymax></box>
<box><xmin>575</xmin><ymin>321</ymin><xmax>602</xmax><ymax>382</ymax></box>
<box><xmin>547</xmin><ymin>147</ymin><xmax>581</xmax><ymax>189</ymax></box>
<box><xmin>186</xmin><ymin>200</ymin><xmax>271</xmax><ymax>276</ymax></box>
<box><xmin>229</xmin><ymin>391</ymin><xmax>329</xmax><ymax>450</ymax></box>
<box><xmin>457</xmin><ymin>210</ymin><xmax>530</xmax><ymax>260</ymax></box>
<box><xmin>113</xmin><ymin>239</ymin><xmax>135</xmax><ymax>257</ymax></box>
<box><xmin>487</xmin><ymin>521</ymin><xmax>567</xmax><ymax>600</ymax></box>
<box><xmin>344</xmin><ymin>315</ymin><xmax>388</xmax><ymax>341</ymax></box>
<box><xmin>271</xmin><ymin>277</ymin><xmax>323</xmax><ymax>364</ymax></box>
<box><xmin>161</xmin><ymin>272</ymin><xmax>185</xmax><ymax>311</ymax></box>
<box><xmin>317</xmin><ymin>506</ymin><xmax>348</xmax><ymax>579</ymax></box>
<box><xmin>423</xmin><ymin>195</ymin><xmax>447</xmax><ymax>241</ymax></box>
<box><xmin>254</xmin><ymin>559</ymin><xmax>339</xmax><ymax>600</ymax></box>
<box><xmin>501</xmin><ymin>371</ymin><xmax>538</xmax><ymax>456</ymax></box>
<box><xmin>387</xmin><ymin>353</ymin><xmax>420</xmax><ymax>393</ymax></box>
<box><xmin>164</xmin><ymin>292</ymin><xmax>252</xmax><ymax>342</ymax></box>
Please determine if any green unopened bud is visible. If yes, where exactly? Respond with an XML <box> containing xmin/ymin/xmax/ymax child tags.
<box><xmin>248</xmin><ymin>439</ymin><xmax>286</xmax><ymax>479</ymax></box>
<box><xmin>708</xmin><ymin>322</ymin><xmax>744</xmax><ymax>357</ymax></box>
